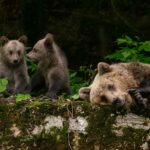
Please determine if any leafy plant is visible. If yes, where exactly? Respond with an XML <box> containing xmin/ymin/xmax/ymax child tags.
<box><xmin>15</xmin><ymin>94</ymin><xmax>31</xmax><ymax>103</ymax></box>
<box><xmin>106</xmin><ymin>36</ymin><xmax>150</xmax><ymax>63</ymax></box>
<box><xmin>26</xmin><ymin>57</ymin><xmax>37</xmax><ymax>73</ymax></box>
<box><xmin>25</xmin><ymin>47</ymin><xmax>38</xmax><ymax>74</ymax></box>
<box><xmin>69</xmin><ymin>66</ymin><xmax>95</xmax><ymax>100</ymax></box>
<box><xmin>0</xmin><ymin>78</ymin><xmax>8</xmax><ymax>92</ymax></box>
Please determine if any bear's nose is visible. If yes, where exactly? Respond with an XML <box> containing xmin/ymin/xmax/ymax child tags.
<box><xmin>13</xmin><ymin>60</ymin><xmax>19</xmax><ymax>64</ymax></box>
<box><xmin>100</xmin><ymin>95</ymin><xmax>108</xmax><ymax>102</ymax></box>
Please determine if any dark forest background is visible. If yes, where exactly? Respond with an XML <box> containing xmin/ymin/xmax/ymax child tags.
<box><xmin>0</xmin><ymin>0</ymin><xmax>150</xmax><ymax>68</ymax></box>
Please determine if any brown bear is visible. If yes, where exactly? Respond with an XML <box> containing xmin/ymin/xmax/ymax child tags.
<box><xmin>0</xmin><ymin>35</ymin><xmax>30</xmax><ymax>94</ymax></box>
<box><xmin>27</xmin><ymin>33</ymin><xmax>70</xmax><ymax>99</ymax></box>
<box><xmin>79</xmin><ymin>62</ymin><xmax>150</xmax><ymax>108</ymax></box>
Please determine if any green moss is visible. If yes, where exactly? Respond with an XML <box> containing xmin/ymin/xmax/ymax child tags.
<box><xmin>0</xmin><ymin>96</ymin><xmax>150</xmax><ymax>150</ymax></box>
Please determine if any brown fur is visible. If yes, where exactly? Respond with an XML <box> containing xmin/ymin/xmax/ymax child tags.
<box><xmin>0</xmin><ymin>35</ymin><xmax>30</xmax><ymax>93</ymax></box>
<box><xmin>79</xmin><ymin>62</ymin><xmax>150</xmax><ymax>108</ymax></box>
<box><xmin>27</xmin><ymin>33</ymin><xmax>70</xmax><ymax>98</ymax></box>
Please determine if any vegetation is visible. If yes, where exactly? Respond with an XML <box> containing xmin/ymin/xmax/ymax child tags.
<box><xmin>0</xmin><ymin>1</ymin><xmax>149</xmax><ymax>149</ymax></box>
<box><xmin>0</xmin><ymin>79</ymin><xmax>8</xmax><ymax>93</ymax></box>
<box><xmin>0</xmin><ymin>0</ymin><xmax>150</xmax><ymax>67</ymax></box>
<box><xmin>0</xmin><ymin>36</ymin><xmax>150</xmax><ymax>102</ymax></box>
<box><xmin>106</xmin><ymin>36</ymin><xmax>150</xmax><ymax>63</ymax></box>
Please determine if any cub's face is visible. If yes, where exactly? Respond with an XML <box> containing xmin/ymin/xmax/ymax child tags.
<box><xmin>79</xmin><ymin>62</ymin><xmax>135</xmax><ymax>108</ymax></box>
<box><xmin>27</xmin><ymin>33</ymin><xmax>54</xmax><ymax>62</ymax></box>
<box><xmin>3</xmin><ymin>41</ymin><xmax>24</xmax><ymax>65</ymax></box>
<box><xmin>27</xmin><ymin>39</ymin><xmax>47</xmax><ymax>61</ymax></box>
<box><xmin>0</xmin><ymin>35</ymin><xmax>27</xmax><ymax>66</ymax></box>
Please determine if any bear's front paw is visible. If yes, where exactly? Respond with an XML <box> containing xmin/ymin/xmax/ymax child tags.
<box><xmin>128</xmin><ymin>88</ymin><xmax>148</xmax><ymax>108</ymax></box>
<box><xmin>128</xmin><ymin>88</ymin><xmax>137</xmax><ymax>95</ymax></box>
<box><xmin>46</xmin><ymin>92</ymin><xmax>58</xmax><ymax>99</ymax></box>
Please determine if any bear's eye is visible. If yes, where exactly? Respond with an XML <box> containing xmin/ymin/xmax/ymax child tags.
<box><xmin>9</xmin><ymin>50</ymin><xmax>13</xmax><ymax>55</ymax></box>
<box><xmin>107</xmin><ymin>84</ymin><xmax>116</xmax><ymax>91</ymax></box>
<box><xmin>33</xmin><ymin>48</ymin><xmax>38</xmax><ymax>53</ymax></box>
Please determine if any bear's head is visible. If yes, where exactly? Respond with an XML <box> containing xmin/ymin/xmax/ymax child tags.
<box><xmin>0</xmin><ymin>35</ymin><xmax>27</xmax><ymax>66</ymax></box>
<box><xmin>27</xmin><ymin>33</ymin><xmax>54</xmax><ymax>62</ymax></box>
<box><xmin>79</xmin><ymin>62</ymin><xmax>137</xmax><ymax>108</ymax></box>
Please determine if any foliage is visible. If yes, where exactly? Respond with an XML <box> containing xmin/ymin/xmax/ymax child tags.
<box><xmin>26</xmin><ymin>58</ymin><xmax>37</xmax><ymax>74</ymax></box>
<box><xmin>0</xmin><ymin>78</ymin><xmax>8</xmax><ymax>93</ymax></box>
<box><xmin>0</xmin><ymin>78</ymin><xmax>31</xmax><ymax>103</ymax></box>
<box><xmin>25</xmin><ymin>47</ymin><xmax>37</xmax><ymax>74</ymax></box>
<box><xmin>15</xmin><ymin>94</ymin><xmax>31</xmax><ymax>103</ymax></box>
<box><xmin>106</xmin><ymin>36</ymin><xmax>150</xmax><ymax>63</ymax></box>
<box><xmin>69</xmin><ymin>66</ymin><xmax>95</xmax><ymax>100</ymax></box>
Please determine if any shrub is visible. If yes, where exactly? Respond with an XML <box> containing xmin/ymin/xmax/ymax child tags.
<box><xmin>106</xmin><ymin>36</ymin><xmax>150</xmax><ymax>63</ymax></box>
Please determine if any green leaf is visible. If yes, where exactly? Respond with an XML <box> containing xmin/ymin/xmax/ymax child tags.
<box><xmin>15</xmin><ymin>94</ymin><xmax>31</xmax><ymax>103</ymax></box>
<box><xmin>70</xmin><ymin>72</ymin><xmax>77</xmax><ymax>78</ymax></box>
<box><xmin>117</xmin><ymin>36</ymin><xmax>137</xmax><ymax>47</ymax></box>
<box><xmin>71</xmin><ymin>94</ymin><xmax>79</xmax><ymax>100</ymax></box>
<box><xmin>138</xmin><ymin>41</ymin><xmax>150</xmax><ymax>52</ymax></box>
<box><xmin>117</xmin><ymin>38</ymin><xmax>128</xmax><ymax>45</ymax></box>
<box><xmin>0</xmin><ymin>78</ymin><xmax>8</xmax><ymax>92</ymax></box>
<box><xmin>106</xmin><ymin>36</ymin><xmax>150</xmax><ymax>63</ymax></box>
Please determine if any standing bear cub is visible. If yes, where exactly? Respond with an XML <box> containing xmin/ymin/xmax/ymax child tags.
<box><xmin>79</xmin><ymin>62</ymin><xmax>150</xmax><ymax>108</ymax></box>
<box><xmin>0</xmin><ymin>35</ymin><xmax>30</xmax><ymax>94</ymax></box>
<box><xmin>27</xmin><ymin>33</ymin><xmax>70</xmax><ymax>99</ymax></box>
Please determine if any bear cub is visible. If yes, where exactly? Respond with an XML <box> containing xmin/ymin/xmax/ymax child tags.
<box><xmin>0</xmin><ymin>35</ymin><xmax>30</xmax><ymax>94</ymax></box>
<box><xmin>27</xmin><ymin>33</ymin><xmax>70</xmax><ymax>99</ymax></box>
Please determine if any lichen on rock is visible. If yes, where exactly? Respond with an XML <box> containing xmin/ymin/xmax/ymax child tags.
<box><xmin>0</xmin><ymin>96</ymin><xmax>150</xmax><ymax>150</ymax></box>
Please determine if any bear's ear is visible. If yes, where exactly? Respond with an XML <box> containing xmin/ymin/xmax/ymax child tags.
<box><xmin>18</xmin><ymin>35</ymin><xmax>28</xmax><ymax>45</ymax></box>
<box><xmin>0</xmin><ymin>36</ymin><xmax>9</xmax><ymax>46</ymax></box>
<box><xmin>79</xmin><ymin>87</ymin><xmax>91</xmax><ymax>100</ymax></box>
<box><xmin>97</xmin><ymin>62</ymin><xmax>111</xmax><ymax>75</ymax></box>
<box><xmin>44</xmin><ymin>33</ymin><xmax>54</xmax><ymax>48</ymax></box>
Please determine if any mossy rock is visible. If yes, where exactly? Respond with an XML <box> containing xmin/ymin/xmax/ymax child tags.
<box><xmin>0</xmin><ymin>96</ymin><xmax>150</xmax><ymax>150</ymax></box>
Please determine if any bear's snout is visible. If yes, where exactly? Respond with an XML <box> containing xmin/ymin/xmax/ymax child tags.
<box><xmin>13</xmin><ymin>59</ymin><xmax>19</xmax><ymax>64</ymax></box>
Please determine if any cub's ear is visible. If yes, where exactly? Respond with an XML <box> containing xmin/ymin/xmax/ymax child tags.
<box><xmin>97</xmin><ymin>62</ymin><xmax>111</xmax><ymax>75</ymax></box>
<box><xmin>79</xmin><ymin>87</ymin><xmax>91</xmax><ymax>100</ymax></box>
<box><xmin>44</xmin><ymin>33</ymin><xmax>54</xmax><ymax>48</ymax></box>
<box><xmin>18</xmin><ymin>35</ymin><xmax>28</xmax><ymax>45</ymax></box>
<box><xmin>0</xmin><ymin>36</ymin><xmax>9</xmax><ymax>46</ymax></box>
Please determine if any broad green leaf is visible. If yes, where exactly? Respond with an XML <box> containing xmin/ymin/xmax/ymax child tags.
<box><xmin>15</xmin><ymin>94</ymin><xmax>31</xmax><ymax>103</ymax></box>
<box><xmin>0</xmin><ymin>78</ymin><xmax>8</xmax><ymax>92</ymax></box>
<box><xmin>117</xmin><ymin>36</ymin><xmax>137</xmax><ymax>46</ymax></box>
<box><xmin>71</xmin><ymin>94</ymin><xmax>79</xmax><ymax>100</ymax></box>
<box><xmin>116</xmin><ymin>38</ymin><xmax>127</xmax><ymax>45</ymax></box>
<box><xmin>138</xmin><ymin>41</ymin><xmax>150</xmax><ymax>52</ymax></box>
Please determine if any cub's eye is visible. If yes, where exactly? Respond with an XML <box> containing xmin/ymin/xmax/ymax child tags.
<box><xmin>107</xmin><ymin>84</ymin><xmax>116</xmax><ymax>91</ymax></box>
<box><xmin>17</xmin><ymin>51</ymin><xmax>21</xmax><ymax>56</ymax></box>
<box><xmin>33</xmin><ymin>48</ymin><xmax>38</xmax><ymax>53</ymax></box>
<box><xmin>9</xmin><ymin>50</ymin><xmax>13</xmax><ymax>55</ymax></box>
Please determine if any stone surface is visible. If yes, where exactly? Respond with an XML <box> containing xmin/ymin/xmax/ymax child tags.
<box><xmin>0</xmin><ymin>97</ymin><xmax>150</xmax><ymax>150</ymax></box>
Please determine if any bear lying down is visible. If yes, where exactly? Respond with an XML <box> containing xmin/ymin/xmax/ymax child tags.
<box><xmin>79</xmin><ymin>62</ymin><xmax>150</xmax><ymax>109</ymax></box>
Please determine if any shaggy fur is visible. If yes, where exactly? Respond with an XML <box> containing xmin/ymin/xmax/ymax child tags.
<box><xmin>129</xmin><ymin>79</ymin><xmax>150</xmax><ymax>108</ymax></box>
<box><xmin>79</xmin><ymin>62</ymin><xmax>150</xmax><ymax>108</ymax></box>
<box><xmin>27</xmin><ymin>33</ymin><xmax>70</xmax><ymax>98</ymax></box>
<box><xmin>0</xmin><ymin>35</ymin><xmax>30</xmax><ymax>94</ymax></box>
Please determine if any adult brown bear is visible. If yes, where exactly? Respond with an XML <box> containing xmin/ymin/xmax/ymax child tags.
<box><xmin>79</xmin><ymin>62</ymin><xmax>150</xmax><ymax>109</ymax></box>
